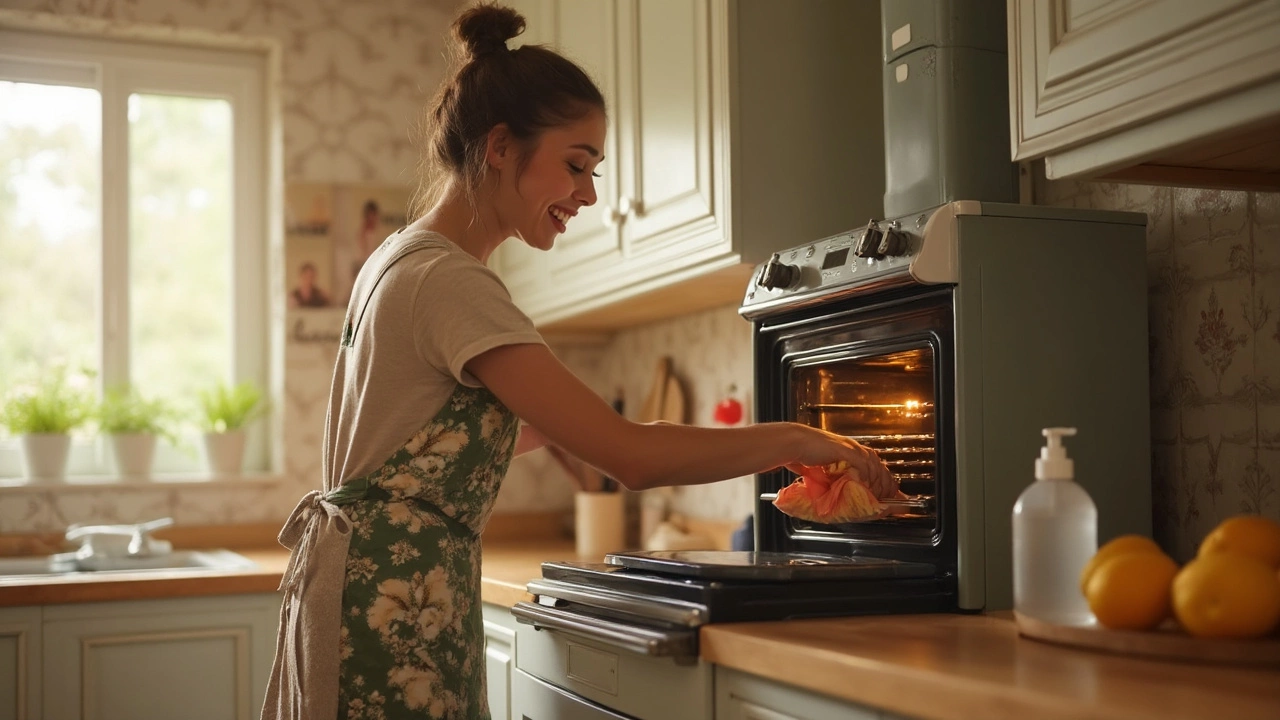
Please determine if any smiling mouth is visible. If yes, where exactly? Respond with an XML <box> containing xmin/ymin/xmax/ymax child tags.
<box><xmin>549</xmin><ymin>206</ymin><xmax>571</xmax><ymax>232</ymax></box>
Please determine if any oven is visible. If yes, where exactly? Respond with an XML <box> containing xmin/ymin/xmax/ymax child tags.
<box><xmin>753</xmin><ymin>284</ymin><xmax>957</xmax><ymax>574</ymax></box>
<box><xmin>510</xmin><ymin>200</ymin><xmax>1154</xmax><ymax>720</ymax></box>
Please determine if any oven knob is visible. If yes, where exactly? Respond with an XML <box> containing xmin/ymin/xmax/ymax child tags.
<box><xmin>878</xmin><ymin>229</ymin><xmax>908</xmax><ymax>257</ymax></box>
<box><xmin>758</xmin><ymin>255</ymin><xmax>800</xmax><ymax>290</ymax></box>
<box><xmin>854</xmin><ymin>221</ymin><xmax>884</xmax><ymax>259</ymax></box>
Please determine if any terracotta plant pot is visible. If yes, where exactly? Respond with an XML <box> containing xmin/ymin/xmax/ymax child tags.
<box><xmin>202</xmin><ymin>430</ymin><xmax>246</xmax><ymax>476</ymax></box>
<box><xmin>20</xmin><ymin>433</ymin><xmax>71</xmax><ymax>482</ymax></box>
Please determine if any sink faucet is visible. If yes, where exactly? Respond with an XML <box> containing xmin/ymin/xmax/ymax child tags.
<box><xmin>65</xmin><ymin>517</ymin><xmax>175</xmax><ymax>559</ymax></box>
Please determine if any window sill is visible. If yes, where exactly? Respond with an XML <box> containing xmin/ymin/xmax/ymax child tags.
<box><xmin>0</xmin><ymin>472</ymin><xmax>284</xmax><ymax>493</ymax></box>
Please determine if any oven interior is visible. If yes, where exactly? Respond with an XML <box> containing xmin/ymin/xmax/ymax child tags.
<box><xmin>757</xmin><ymin>289</ymin><xmax>956</xmax><ymax>568</ymax></box>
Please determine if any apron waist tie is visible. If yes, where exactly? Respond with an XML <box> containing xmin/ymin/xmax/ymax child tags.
<box><xmin>262</xmin><ymin>490</ymin><xmax>353</xmax><ymax>720</ymax></box>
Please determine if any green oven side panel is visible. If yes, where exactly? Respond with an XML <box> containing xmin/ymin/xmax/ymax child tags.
<box><xmin>951</xmin><ymin>210</ymin><xmax>1152</xmax><ymax>611</ymax></box>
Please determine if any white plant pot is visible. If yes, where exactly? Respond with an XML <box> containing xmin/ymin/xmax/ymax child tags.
<box><xmin>109</xmin><ymin>433</ymin><xmax>157</xmax><ymax>480</ymax></box>
<box><xmin>20</xmin><ymin>433</ymin><xmax>71</xmax><ymax>482</ymax></box>
<box><xmin>202</xmin><ymin>430</ymin><xmax>247</xmax><ymax>476</ymax></box>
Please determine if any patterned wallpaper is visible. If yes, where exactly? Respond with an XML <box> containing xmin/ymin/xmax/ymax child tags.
<box><xmin>0</xmin><ymin>0</ymin><xmax>463</xmax><ymax>183</ymax></box>
<box><xmin>1036</xmin><ymin>174</ymin><xmax>1280</xmax><ymax>561</ymax></box>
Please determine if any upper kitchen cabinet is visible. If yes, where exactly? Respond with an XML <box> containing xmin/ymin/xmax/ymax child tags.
<box><xmin>1009</xmin><ymin>0</ymin><xmax>1280</xmax><ymax>189</ymax></box>
<box><xmin>494</xmin><ymin>0</ymin><xmax>885</xmax><ymax>333</ymax></box>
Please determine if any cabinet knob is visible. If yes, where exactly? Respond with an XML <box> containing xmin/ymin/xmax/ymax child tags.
<box><xmin>618</xmin><ymin>196</ymin><xmax>644</xmax><ymax>218</ymax></box>
<box><xmin>603</xmin><ymin>206</ymin><xmax>624</xmax><ymax>228</ymax></box>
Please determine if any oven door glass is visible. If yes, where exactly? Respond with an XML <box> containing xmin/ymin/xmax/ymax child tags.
<box><xmin>757</xmin><ymin>288</ymin><xmax>954</xmax><ymax>563</ymax></box>
<box><xmin>791</xmin><ymin>344</ymin><xmax>936</xmax><ymax>527</ymax></box>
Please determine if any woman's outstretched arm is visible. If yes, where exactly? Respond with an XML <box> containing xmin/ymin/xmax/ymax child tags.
<box><xmin>466</xmin><ymin>343</ymin><xmax>882</xmax><ymax>491</ymax></box>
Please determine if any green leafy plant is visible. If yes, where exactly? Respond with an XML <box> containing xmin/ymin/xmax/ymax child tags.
<box><xmin>96</xmin><ymin>387</ymin><xmax>177</xmax><ymax>441</ymax></box>
<box><xmin>197</xmin><ymin>381</ymin><xmax>265</xmax><ymax>433</ymax></box>
<box><xmin>0</xmin><ymin>367</ymin><xmax>93</xmax><ymax>435</ymax></box>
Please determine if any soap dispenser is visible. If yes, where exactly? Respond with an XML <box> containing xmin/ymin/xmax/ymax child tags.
<box><xmin>1012</xmin><ymin>427</ymin><xmax>1097</xmax><ymax>625</ymax></box>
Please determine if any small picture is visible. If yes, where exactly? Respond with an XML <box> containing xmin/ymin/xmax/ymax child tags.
<box><xmin>331</xmin><ymin>184</ymin><xmax>411</xmax><ymax>307</ymax></box>
<box><xmin>285</xmin><ymin>183</ymin><xmax>337</xmax><ymax>310</ymax></box>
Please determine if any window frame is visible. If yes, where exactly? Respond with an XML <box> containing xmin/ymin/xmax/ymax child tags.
<box><xmin>0</xmin><ymin>26</ymin><xmax>274</xmax><ymax>479</ymax></box>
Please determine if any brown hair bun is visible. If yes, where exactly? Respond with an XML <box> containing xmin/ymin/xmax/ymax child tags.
<box><xmin>453</xmin><ymin>2</ymin><xmax>525</xmax><ymax>62</ymax></box>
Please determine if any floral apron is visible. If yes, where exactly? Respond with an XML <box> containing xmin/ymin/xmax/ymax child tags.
<box><xmin>333</xmin><ymin>384</ymin><xmax>520</xmax><ymax>719</ymax></box>
<box><xmin>263</xmin><ymin>232</ymin><xmax>520</xmax><ymax>720</ymax></box>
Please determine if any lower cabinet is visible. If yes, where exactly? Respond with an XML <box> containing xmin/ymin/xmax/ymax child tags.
<box><xmin>482</xmin><ymin>603</ymin><xmax>517</xmax><ymax>720</ymax></box>
<box><xmin>715</xmin><ymin>666</ymin><xmax>896</xmax><ymax>720</ymax></box>
<box><xmin>2</xmin><ymin>593</ymin><xmax>280</xmax><ymax>720</ymax></box>
<box><xmin>0</xmin><ymin>606</ymin><xmax>41</xmax><ymax>720</ymax></box>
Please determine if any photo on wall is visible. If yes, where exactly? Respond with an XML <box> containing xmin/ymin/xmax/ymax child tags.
<box><xmin>331</xmin><ymin>184</ymin><xmax>411</xmax><ymax>307</ymax></box>
<box><xmin>284</xmin><ymin>183</ymin><xmax>336</xmax><ymax>310</ymax></box>
<box><xmin>284</xmin><ymin>183</ymin><xmax>411</xmax><ymax>311</ymax></box>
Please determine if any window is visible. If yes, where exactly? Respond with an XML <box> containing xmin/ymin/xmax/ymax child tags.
<box><xmin>0</xmin><ymin>29</ymin><xmax>269</xmax><ymax>478</ymax></box>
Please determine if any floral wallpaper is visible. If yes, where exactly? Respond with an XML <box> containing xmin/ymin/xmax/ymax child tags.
<box><xmin>0</xmin><ymin>0</ymin><xmax>463</xmax><ymax>183</ymax></box>
<box><xmin>1035</xmin><ymin>173</ymin><xmax>1279</xmax><ymax>561</ymax></box>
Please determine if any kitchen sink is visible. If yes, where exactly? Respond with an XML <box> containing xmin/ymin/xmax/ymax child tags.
<box><xmin>0</xmin><ymin>549</ymin><xmax>258</xmax><ymax>577</ymax></box>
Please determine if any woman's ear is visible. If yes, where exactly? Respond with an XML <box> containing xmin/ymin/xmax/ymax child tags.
<box><xmin>485</xmin><ymin>123</ymin><xmax>513</xmax><ymax>170</ymax></box>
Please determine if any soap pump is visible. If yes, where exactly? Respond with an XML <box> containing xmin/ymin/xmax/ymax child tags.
<box><xmin>1012</xmin><ymin>427</ymin><xmax>1097</xmax><ymax>625</ymax></box>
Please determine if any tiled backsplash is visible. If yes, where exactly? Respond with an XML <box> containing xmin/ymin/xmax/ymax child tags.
<box><xmin>1035</xmin><ymin>174</ymin><xmax>1279</xmax><ymax>560</ymax></box>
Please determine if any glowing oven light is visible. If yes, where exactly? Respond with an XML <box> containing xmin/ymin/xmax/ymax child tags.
<box><xmin>901</xmin><ymin>399</ymin><xmax>924</xmax><ymax>419</ymax></box>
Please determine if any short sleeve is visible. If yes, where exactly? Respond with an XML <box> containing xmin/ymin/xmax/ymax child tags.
<box><xmin>411</xmin><ymin>251</ymin><xmax>545</xmax><ymax>387</ymax></box>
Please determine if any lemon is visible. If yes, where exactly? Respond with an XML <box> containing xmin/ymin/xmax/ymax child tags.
<box><xmin>1198</xmin><ymin>514</ymin><xmax>1280</xmax><ymax>569</ymax></box>
<box><xmin>1084</xmin><ymin>551</ymin><xmax>1179</xmax><ymax>631</ymax></box>
<box><xmin>1079</xmin><ymin>534</ymin><xmax>1164</xmax><ymax>595</ymax></box>
<box><xmin>1172</xmin><ymin>554</ymin><xmax>1280</xmax><ymax>639</ymax></box>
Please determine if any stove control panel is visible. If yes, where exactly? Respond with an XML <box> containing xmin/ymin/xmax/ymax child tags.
<box><xmin>745</xmin><ymin>210</ymin><xmax>933</xmax><ymax>313</ymax></box>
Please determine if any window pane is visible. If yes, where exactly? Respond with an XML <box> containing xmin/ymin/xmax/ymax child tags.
<box><xmin>128</xmin><ymin>93</ymin><xmax>232</xmax><ymax>400</ymax></box>
<box><xmin>0</xmin><ymin>81</ymin><xmax>101</xmax><ymax>384</ymax></box>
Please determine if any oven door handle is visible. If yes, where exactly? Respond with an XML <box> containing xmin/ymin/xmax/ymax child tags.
<box><xmin>511</xmin><ymin>601</ymin><xmax>698</xmax><ymax>659</ymax></box>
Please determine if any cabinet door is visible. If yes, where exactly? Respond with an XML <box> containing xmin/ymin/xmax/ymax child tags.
<box><xmin>714</xmin><ymin>666</ymin><xmax>883</xmax><ymax>720</ymax></box>
<box><xmin>616</xmin><ymin>0</ymin><xmax>719</xmax><ymax>259</ymax></box>
<box><xmin>0</xmin><ymin>606</ymin><xmax>40</xmax><ymax>720</ymax></box>
<box><xmin>482</xmin><ymin>604</ymin><xmax>517</xmax><ymax>720</ymax></box>
<box><xmin>1010</xmin><ymin>0</ymin><xmax>1280</xmax><ymax>163</ymax></box>
<box><xmin>42</xmin><ymin>593</ymin><xmax>279</xmax><ymax>720</ymax></box>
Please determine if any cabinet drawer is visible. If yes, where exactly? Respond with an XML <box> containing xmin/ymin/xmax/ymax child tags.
<box><xmin>514</xmin><ymin>619</ymin><xmax>711</xmax><ymax>720</ymax></box>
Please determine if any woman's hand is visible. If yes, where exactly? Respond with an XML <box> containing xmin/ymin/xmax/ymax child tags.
<box><xmin>779</xmin><ymin>423</ymin><xmax>899</xmax><ymax>499</ymax></box>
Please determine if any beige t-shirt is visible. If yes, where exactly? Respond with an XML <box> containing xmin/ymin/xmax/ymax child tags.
<box><xmin>321</xmin><ymin>227</ymin><xmax>544</xmax><ymax>488</ymax></box>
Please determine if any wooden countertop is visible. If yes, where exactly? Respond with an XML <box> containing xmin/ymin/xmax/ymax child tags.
<box><xmin>0</xmin><ymin>540</ymin><xmax>574</xmax><ymax>608</ymax></box>
<box><xmin>479</xmin><ymin>539</ymin><xmax>576</xmax><ymax>607</ymax></box>
<box><xmin>700</xmin><ymin>613</ymin><xmax>1280</xmax><ymax>720</ymax></box>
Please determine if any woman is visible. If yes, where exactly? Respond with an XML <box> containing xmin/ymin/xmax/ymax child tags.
<box><xmin>263</xmin><ymin>3</ymin><xmax>890</xmax><ymax>719</ymax></box>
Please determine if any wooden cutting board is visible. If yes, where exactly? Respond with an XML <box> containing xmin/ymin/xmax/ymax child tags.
<box><xmin>1015</xmin><ymin>611</ymin><xmax>1280</xmax><ymax>666</ymax></box>
<box><xmin>639</xmin><ymin>356</ymin><xmax>686</xmax><ymax>424</ymax></box>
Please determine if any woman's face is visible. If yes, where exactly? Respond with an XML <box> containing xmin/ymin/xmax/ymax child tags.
<box><xmin>494</xmin><ymin>108</ymin><xmax>606</xmax><ymax>251</ymax></box>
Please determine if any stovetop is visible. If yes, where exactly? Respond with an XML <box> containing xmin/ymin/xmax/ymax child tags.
<box><xmin>530</xmin><ymin>551</ymin><xmax>957</xmax><ymax>626</ymax></box>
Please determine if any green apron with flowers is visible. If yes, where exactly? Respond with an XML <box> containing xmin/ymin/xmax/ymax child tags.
<box><xmin>329</xmin><ymin>383</ymin><xmax>520</xmax><ymax>719</ymax></box>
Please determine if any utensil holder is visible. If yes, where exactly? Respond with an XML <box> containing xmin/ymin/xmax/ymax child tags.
<box><xmin>574</xmin><ymin>491</ymin><xmax>625</xmax><ymax>560</ymax></box>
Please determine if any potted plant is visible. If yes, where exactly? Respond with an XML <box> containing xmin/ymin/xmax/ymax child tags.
<box><xmin>196</xmin><ymin>381</ymin><xmax>265</xmax><ymax>476</ymax></box>
<box><xmin>96</xmin><ymin>387</ymin><xmax>175</xmax><ymax>480</ymax></box>
<box><xmin>0</xmin><ymin>367</ymin><xmax>92</xmax><ymax>482</ymax></box>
